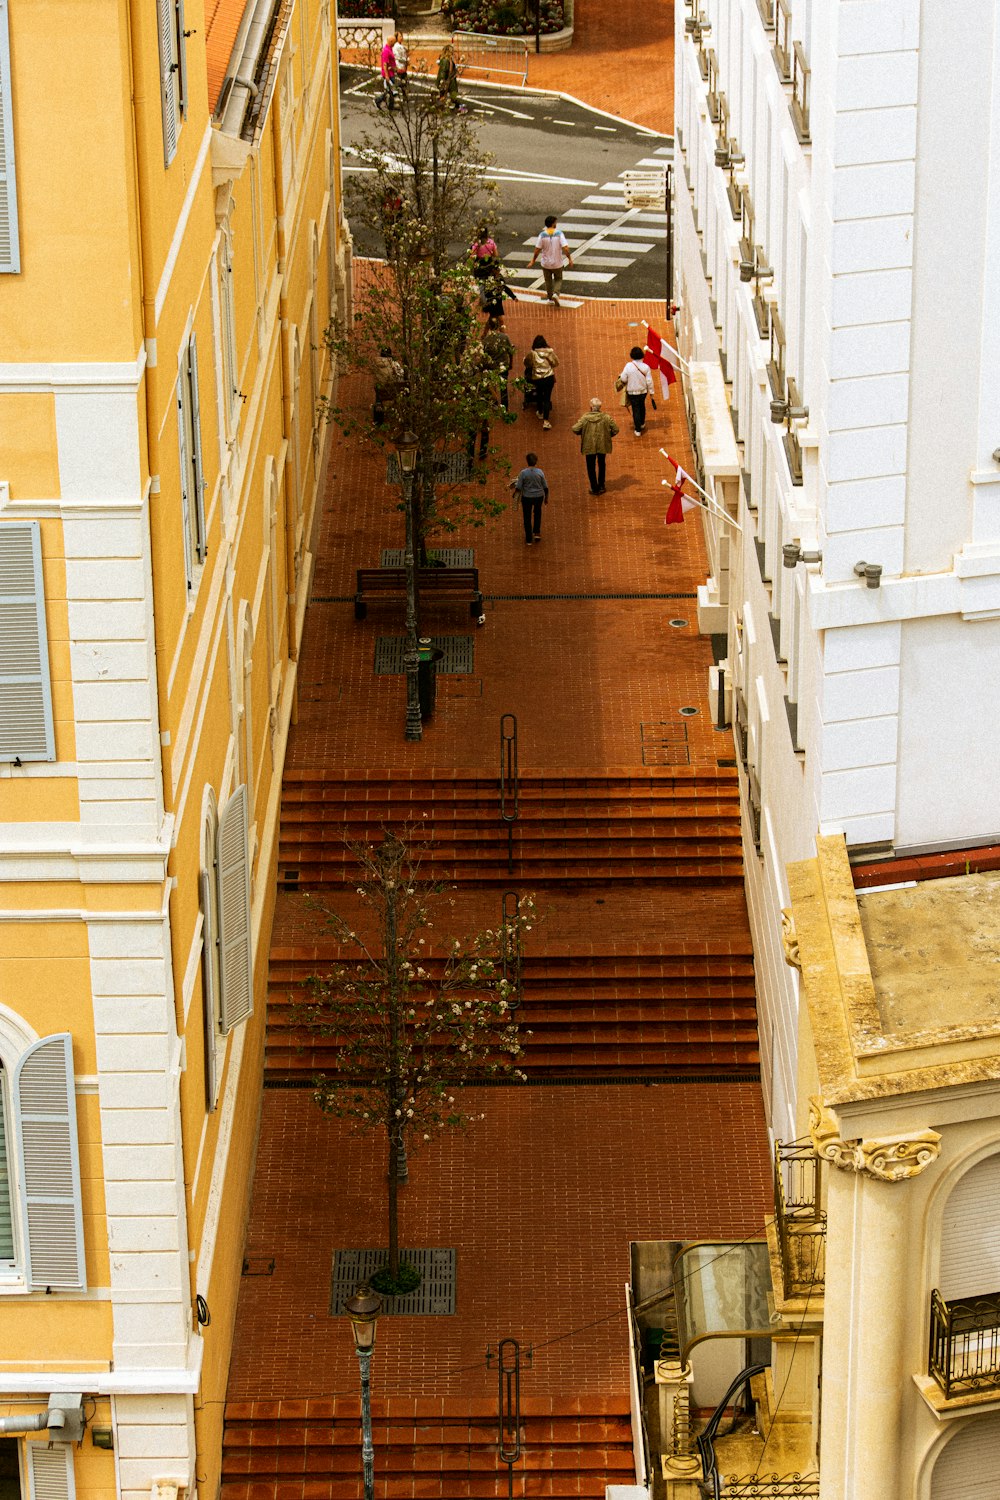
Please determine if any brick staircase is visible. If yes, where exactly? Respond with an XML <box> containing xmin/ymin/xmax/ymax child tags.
<box><xmin>221</xmin><ymin>1394</ymin><xmax>634</xmax><ymax>1500</ymax></box>
<box><xmin>276</xmin><ymin>767</ymin><xmax>744</xmax><ymax>890</ymax></box>
<box><xmin>265</xmin><ymin>938</ymin><xmax>757</xmax><ymax>1080</ymax></box>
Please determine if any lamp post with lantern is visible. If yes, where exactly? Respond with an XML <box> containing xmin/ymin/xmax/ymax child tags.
<box><xmin>344</xmin><ymin>1284</ymin><xmax>384</xmax><ymax>1500</ymax></box>
<box><xmin>395</xmin><ymin>430</ymin><xmax>423</xmax><ymax>742</ymax></box>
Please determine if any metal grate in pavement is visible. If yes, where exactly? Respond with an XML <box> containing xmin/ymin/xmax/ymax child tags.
<box><xmin>380</xmin><ymin>548</ymin><xmax>475</xmax><ymax>568</ymax></box>
<box><xmin>640</xmin><ymin>720</ymin><xmax>691</xmax><ymax>766</ymax></box>
<box><xmin>331</xmin><ymin>1248</ymin><xmax>456</xmax><ymax>1315</ymax></box>
<box><xmin>374</xmin><ymin>636</ymin><xmax>474</xmax><ymax>674</ymax></box>
<box><xmin>386</xmin><ymin>451</ymin><xmax>472</xmax><ymax>485</ymax></box>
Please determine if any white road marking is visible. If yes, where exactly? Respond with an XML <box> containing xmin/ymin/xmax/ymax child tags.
<box><xmin>551</xmin><ymin>119</ymin><xmax>578</xmax><ymax>126</ymax></box>
<box><xmin>594</xmin><ymin>125</ymin><xmax>617</xmax><ymax>133</ymax></box>
<box><xmin>507</xmin><ymin>268</ymin><xmax>616</xmax><ymax>283</ymax></box>
<box><xmin>583</xmin><ymin>194</ymin><xmax>629</xmax><ymax>206</ymax></box>
<box><xmin>506</xmin><ymin>250</ymin><xmax>635</xmax><ymax>267</ymax></box>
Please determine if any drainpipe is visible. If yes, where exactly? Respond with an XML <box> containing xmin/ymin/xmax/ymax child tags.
<box><xmin>0</xmin><ymin>1398</ymin><xmax>83</xmax><ymax>1439</ymax></box>
<box><xmin>270</xmin><ymin>91</ymin><xmax>300</xmax><ymax>688</ymax></box>
<box><xmin>219</xmin><ymin>0</ymin><xmax>278</xmax><ymax>138</ymax></box>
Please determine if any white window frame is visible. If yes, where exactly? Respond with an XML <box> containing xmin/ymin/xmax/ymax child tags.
<box><xmin>0</xmin><ymin>0</ymin><xmax>21</xmax><ymax>275</ymax></box>
<box><xmin>177</xmin><ymin>332</ymin><xmax>207</xmax><ymax>593</ymax></box>
<box><xmin>218</xmin><ymin>228</ymin><xmax>240</xmax><ymax>437</ymax></box>
<box><xmin>200</xmin><ymin>788</ymin><xmax>222</xmax><ymax>1111</ymax></box>
<box><xmin>157</xmin><ymin>0</ymin><xmax>189</xmax><ymax>168</ymax></box>
<box><xmin>27</xmin><ymin>1439</ymin><xmax>75</xmax><ymax>1500</ymax></box>
<box><xmin>217</xmin><ymin>785</ymin><xmax>254</xmax><ymax>1034</ymax></box>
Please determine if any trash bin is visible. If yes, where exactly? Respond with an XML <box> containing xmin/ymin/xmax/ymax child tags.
<box><xmin>417</xmin><ymin>639</ymin><xmax>444</xmax><ymax>720</ymax></box>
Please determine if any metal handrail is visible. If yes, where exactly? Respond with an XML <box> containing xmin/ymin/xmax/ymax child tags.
<box><xmin>773</xmin><ymin>1140</ymin><xmax>825</xmax><ymax>1298</ymax></box>
<box><xmin>929</xmin><ymin>1287</ymin><xmax>1000</xmax><ymax>1399</ymax></box>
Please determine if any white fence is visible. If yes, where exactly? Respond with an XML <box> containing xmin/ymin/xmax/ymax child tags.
<box><xmin>453</xmin><ymin>30</ymin><xmax>529</xmax><ymax>86</ymax></box>
<box><xmin>335</xmin><ymin>17</ymin><xmax>395</xmax><ymax>58</ymax></box>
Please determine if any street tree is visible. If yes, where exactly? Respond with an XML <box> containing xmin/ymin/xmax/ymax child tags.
<box><xmin>300</xmin><ymin>833</ymin><xmax>533</xmax><ymax>1292</ymax></box>
<box><xmin>321</xmin><ymin>83</ymin><xmax>513</xmax><ymax>553</ymax></box>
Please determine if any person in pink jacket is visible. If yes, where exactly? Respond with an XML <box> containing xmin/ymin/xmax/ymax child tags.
<box><xmin>375</xmin><ymin>38</ymin><xmax>397</xmax><ymax>111</ymax></box>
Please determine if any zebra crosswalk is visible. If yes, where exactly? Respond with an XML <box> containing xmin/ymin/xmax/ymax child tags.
<box><xmin>506</xmin><ymin>146</ymin><xmax>671</xmax><ymax>299</ymax></box>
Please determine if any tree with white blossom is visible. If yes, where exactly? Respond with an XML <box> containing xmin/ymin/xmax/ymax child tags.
<box><xmin>300</xmin><ymin>832</ymin><xmax>534</xmax><ymax>1291</ymax></box>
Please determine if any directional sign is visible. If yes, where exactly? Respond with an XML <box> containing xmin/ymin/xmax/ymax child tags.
<box><xmin>623</xmin><ymin>170</ymin><xmax>667</xmax><ymax>209</ymax></box>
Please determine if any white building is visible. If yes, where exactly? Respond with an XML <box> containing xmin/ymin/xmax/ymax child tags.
<box><xmin>673</xmin><ymin>0</ymin><xmax>1000</xmax><ymax>1141</ymax></box>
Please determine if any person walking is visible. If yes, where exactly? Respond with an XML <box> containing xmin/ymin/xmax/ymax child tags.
<box><xmin>372</xmin><ymin>346</ymin><xmax>404</xmax><ymax>426</ymax></box>
<box><xmin>529</xmin><ymin>334</ymin><xmax>558</xmax><ymax>429</ymax></box>
<box><xmin>436</xmin><ymin>45</ymin><xmax>463</xmax><ymax>110</ymax></box>
<box><xmin>375</xmin><ymin>36</ymin><xmax>397</xmax><ymax>110</ymax></box>
<box><xmin>482</xmin><ymin>316</ymin><xmax>515</xmax><ymax>411</ymax></box>
<box><xmin>572</xmin><ymin>397</ymin><xmax>619</xmax><ymax>494</ymax></box>
<box><xmin>391</xmin><ymin>32</ymin><xmax>408</xmax><ymax>91</ymax></box>
<box><xmin>618</xmin><ymin>345</ymin><xmax>654</xmax><ymax>436</ymax></box>
<box><xmin>510</xmin><ymin>453</ymin><xmax>549</xmax><ymax>544</ymax></box>
<box><xmin>527</xmin><ymin>215</ymin><xmax>573</xmax><ymax>304</ymax></box>
<box><xmin>470</xmin><ymin>225</ymin><xmax>499</xmax><ymax>279</ymax></box>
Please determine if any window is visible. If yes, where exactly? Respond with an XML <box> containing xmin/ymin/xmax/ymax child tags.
<box><xmin>0</xmin><ymin>1036</ymin><xmax>86</xmax><ymax>1291</ymax></box>
<box><xmin>157</xmin><ymin>0</ymin><xmax>188</xmax><ymax>167</ymax></box>
<box><xmin>0</xmin><ymin>0</ymin><xmax>20</xmax><ymax>273</ymax></box>
<box><xmin>218</xmin><ymin>231</ymin><xmax>240</xmax><ymax>437</ymax></box>
<box><xmin>27</xmin><ymin>1445</ymin><xmax>74</xmax><ymax>1500</ymax></box>
<box><xmin>0</xmin><ymin>1437</ymin><xmax>19</xmax><ymax>1500</ymax></box>
<box><xmin>177</xmin><ymin>333</ymin><xmax>207</xmax><ymax>590</ymax></box>
<box><xmin>0</xmin><ymin>521</ymin><xmax>55</xmax><ymax>763</ymax></box>
<box><xmin>200</xmin><ymin>785</ymin><xmax>254</xmax><ymax>1106</ymax></box>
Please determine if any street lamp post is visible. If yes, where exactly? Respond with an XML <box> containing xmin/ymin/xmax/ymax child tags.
<box><xmin>395</xmin><ymin>431</ymin><xmax>423</xmax><ymax>742</ymax></box>
<box><xmin>344</xmin><ymin>1284</ymin><xmax>384</xmax><ymax>1500</ymax></box>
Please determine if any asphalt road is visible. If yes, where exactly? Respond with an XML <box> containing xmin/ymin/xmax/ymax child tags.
<box><xmin>339</xmin><ymin>65</ymin><xmax>672</xmax><ymax>302</ymax></box>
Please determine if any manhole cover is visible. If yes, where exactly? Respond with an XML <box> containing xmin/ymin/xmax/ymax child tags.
<box><xmin>386</xmin><ymin>452</ymin><xmax>472</xmax><ymax>484</ymax></box>
<box><xmin>679</xmin><ymin>705</ymin><xmax>699</xmax><ymax>716</ymax></box>
<box><xmin>380</xmin><ymin>548</ymin><xmax>475</xmax><ymax>568</ymax></box>
<box><xmin>374</xmin><ymin>637</ymin><xmax>474</xmax><ymax>674</ymax></box>
<box><xmin>669</xmin><ymin>618</ymin><xmax>689</xmax><ymax>628</ymax></box>
<box><xmin>331</xmin><ymin>1248</ymin><xmax>456</xmax><ymax>1315</ymax></box>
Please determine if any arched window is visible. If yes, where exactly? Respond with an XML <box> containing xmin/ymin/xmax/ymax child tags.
<box><xmin>932</xmin><ymin>1411</ymin><xmax>1000</xmax><ymax>1498</ymax></box>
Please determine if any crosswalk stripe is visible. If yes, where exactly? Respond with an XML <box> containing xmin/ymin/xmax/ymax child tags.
<box><xmin>583</xmin><ymin>195</ymin><xmax>628</xmax><ymax>206</ymax></box>
<box><xmin>507</xmin><ymin>268</ymin><xmax>616</xmax><ymax>284</ymax></box>
<box><xmin>506</xmin><ymin>249</ymin><xmax>635</xmax><ymax>267</ymax></box>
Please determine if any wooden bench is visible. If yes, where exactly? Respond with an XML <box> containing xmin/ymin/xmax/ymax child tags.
<box><xmin>354</xmin><ymin>566</ymin><xmax>486</xmax><ymax>623</ymax></box>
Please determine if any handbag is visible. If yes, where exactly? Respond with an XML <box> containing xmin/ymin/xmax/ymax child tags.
<box><xmin>614</xmin><ymin>375</ymin><xmax>626</xmax><ymax>392</ymax></box>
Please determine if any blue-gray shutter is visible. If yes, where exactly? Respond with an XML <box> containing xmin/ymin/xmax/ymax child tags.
<box><xmin>176</xmin><ymin>373</ymin><xmax>193</xmax><ymax>586</ymax></box>
<box><xmin>157</xmin><ymin>0</ymin><xmax>178</xmax><ymax>166</ymax></box>
<box><xmin>0</xmin><ymin>0</ymin><xmax>20</xmax><ymax>273</ymax></box>
<box><xmin>0</xmin><ymin>520</ymin><xmax>55</xmax><ymax>763</ymax></box>
<box><xmin>28</xmin><ymin>1443</ymin><xmax>75</xmax><ymax>1500</ymax></box>
<box><xmin>0</xmin><ymin>1067</ymin><xmax>14</xmax><ymax>1261</ymax></box>
<box><xmin>217</xmin><ymin>785</ymin><xmax>254</xmax><ymax>1033</ymax></box>
<box><xmin>174</xmin><ymin>0</ymin><xmax>189</xmax><ymax>117</ymax></box>
<box><xmin>187</xmin><ymin>334</ymin><xmax>207</xmax><ymax>561</ymax></box>
<box><xmin>13</xmin><ymin>1034</ymin><xmax>86</xmax><ymax>1291</ymax></box>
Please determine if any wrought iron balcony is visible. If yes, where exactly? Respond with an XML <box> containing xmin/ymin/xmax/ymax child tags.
<box><xmin>774</xmin><ymin>1140</ymin><xmax>825</xmax><ymax>1299</ymax></box>
<box><xmin>929</xmin><ymin>1288</ymin><xmax>1000</xmax><ymax>1399</ymax></box>
<box><xmin>790</xmin><ymin>41</ymin><xmax>811</xmax><ymax>143</ymax></box>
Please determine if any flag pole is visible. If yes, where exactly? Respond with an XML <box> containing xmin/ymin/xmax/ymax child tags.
<box><xmin>660</xmin><ymin>451</ymin><xmax>744</xmax><ymax>533</ymax></box>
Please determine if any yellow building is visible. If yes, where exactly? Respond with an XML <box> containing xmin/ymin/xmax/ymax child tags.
<box><xmin>0</xmin><ymin>0</ymin><xmax>348</xmax><ymax>1496</ymax></box>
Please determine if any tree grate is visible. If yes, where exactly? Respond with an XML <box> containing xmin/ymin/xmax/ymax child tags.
<box><xmin>331</xmin><ymin>1248</ymin><xmax>456</xmax><ymax>1315</ymax></box>
<box><xmin>641</xmin><ymin>720</ymin><xmax>691</xmax><ymax>766</ymax></box>
<box><xmin>374</xmin><ymin>636</ymin><xmax>473</xmax><ymax>674</ymax></box>
<box><xmin>386</xmin><ymin>451</ymin><xmax>473</xmax><ymax>485</ymax></box>
<box><xmin>380</xmin><ymin>547</ymin><xmax>475</xmax><ymax>568</ymax></box>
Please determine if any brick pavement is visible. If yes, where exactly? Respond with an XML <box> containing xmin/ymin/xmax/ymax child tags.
<box><xmin>224</xmin><ymin>31</ymin><xmax>769</xmax><ymax>1495</ymax></box>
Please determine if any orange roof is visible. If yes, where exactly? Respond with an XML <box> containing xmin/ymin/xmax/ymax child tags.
<box><xmin>205</xmin><ymin>0</ymin><xmax>248</xmax><ymax>114</ymax></box>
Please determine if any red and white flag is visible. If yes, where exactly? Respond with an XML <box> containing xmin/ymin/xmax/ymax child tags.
<box><xmin>664</xmin><ymin>465</ymin><xmax>699</xmax><ymax>525</ymax></box>
<box><xmin>643</xmin><ymin>325</ymin><xmax>678</xmax><ymax>399</ymax></box>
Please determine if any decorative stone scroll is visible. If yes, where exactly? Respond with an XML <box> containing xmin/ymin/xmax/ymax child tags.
<box><xmin>780</xmin><ymin>908</ymin><xmax>801</xmax><ymax>971</ymax></box>
<box><xmin>808</xmin><ymin>1098</ymin><xmax>941</xmax><ymax>1183</ymax></box>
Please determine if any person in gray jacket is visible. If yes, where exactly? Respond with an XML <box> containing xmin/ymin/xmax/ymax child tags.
<box><xmin>572</xmin><ymin>397</ymin><xmax>619</xmax><ymax>494</ymax></box>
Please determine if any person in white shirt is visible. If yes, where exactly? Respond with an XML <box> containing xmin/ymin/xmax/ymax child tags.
<box><xmin>618</xmin><ymin>345</ymin><xmax>654</xmax><ymax>435</ymax></box>
<box><xmin>528</xmin><ymin>215</ymin><xmax>574</xmax><ymax>304</ymax></box>
<box><xmin>392</xmin><ymin>33</ymin><xmax>408</xmax><ymax>89</ymax></box>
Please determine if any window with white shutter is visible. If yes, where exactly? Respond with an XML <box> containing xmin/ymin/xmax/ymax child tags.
<box><xmin>932</xmin><ymin>1412</ymin><xmax>1000</xmax><ymax>1499</ymax></box>
<box><xmin>0</xmin><ymin>0</ymin><xmax>20</xmax><ymax>274</ymax></box>
<box><xmin>939</xmin><ymin>1153</ymin><xmax>1000</xmax><ymax>1299</ymax></box>
<box><xmin>27</xmin><ymin>1442</ymin><xmax>74</xmax><ymax>1500</ymax></box>
<box><xmin>156</xmin><ymin>0</ymin><xmax>188</xmax><ymax>168</ymax></box>
<box><xmin>219</xmin><ymin>231</ymin><xmax>239</xmax><ymax>434</ymax></box>
<box><xmin>217</xmin><ymin>785</ymin><xmax>253</xmax><ymax>1033</ymax></box>
<box><xmin>201</xmin><ymin>792</ymin><xmax>221</xmax><ymax>1110</ymax></box>
<box><xmin>0</xmin><ymin>521</ymin><xmax>55</xmax><ymax>763</ymax></box>
<box><xmin>177</xmin><ymin>334</ymin><xmax>207</xmax><ymax>591</ymax></box>
<box><xmin>13</xmin><ymin>1034</ymin><xmax>85</xmax><ymax>1291</ymax></box>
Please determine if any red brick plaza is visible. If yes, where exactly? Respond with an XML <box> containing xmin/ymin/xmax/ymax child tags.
<box><xmin>223</xmin><ymin>6</ymin><xmax>771</xmax><ymax>1495</ymax></box>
